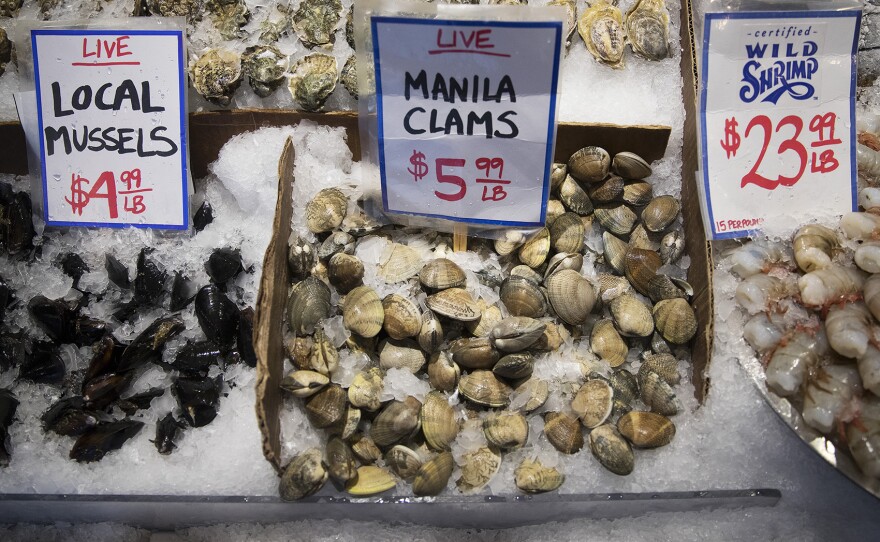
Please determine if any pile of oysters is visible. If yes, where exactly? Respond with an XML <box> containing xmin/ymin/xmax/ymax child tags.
<box><xmin>278</xmin><ymin>145</ymin><xmax>695</xmax><ymax>500</ymax></box>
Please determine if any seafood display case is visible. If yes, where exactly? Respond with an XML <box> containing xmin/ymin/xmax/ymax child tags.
<box><xmin>0</xmin><ymin>0</ymin><xmax>798</xmax><ymax>528</ymax></box>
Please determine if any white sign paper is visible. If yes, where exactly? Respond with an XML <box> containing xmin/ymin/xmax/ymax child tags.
<box><xmin>32</xmin><ymin>29</ymin><xmax>187</xmax><ymax>229</ymax></box>
<box><xmin>699</xmin><ymin>11</ymin><xmax>861</xmax><ymax>239</ymax></box>
<box><xmin>372</xmin><ymin>17</ymin><xmax>562</xmax><ymax>227</ymax></box>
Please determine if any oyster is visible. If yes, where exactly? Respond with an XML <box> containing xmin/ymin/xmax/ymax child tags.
<box><xmin>578</xmin><ymin>0</ymin><xmax>626</xmax><ymax>69</ymax></box>
<box><xmin>191</xmin><ymin>49</ymin><xmax>242</xmax><ymax>107</ymax></box>
<box><xmin>293</xmin><ymin>0</ymin><xmax>343</xmax><ymax>49</ymax></box>
<box><xmin>341</xmin><ymin>54</ymin><xmax>358</xmax><ymax>99</ymax></box>
<box><xmin>207</xmin><ymin>0</ymin><xmax>250</xmax><ymax>40</ymax></box>
<box><xmin>625</xmin><ymin>0</ymin><xmax>670</xmax><ymax>61</ymax></box>
<box><xmin>241</xmin><ymin>45</ymin><xmax>288</xmax><ymax>97</ymax></box>
<box><xmin>289</xmin><ymin>53</ymin><xmax>338</xmax><ymax>112</ymax></box>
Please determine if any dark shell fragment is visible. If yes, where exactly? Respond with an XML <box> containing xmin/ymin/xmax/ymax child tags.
<box><xmin>60</xmin><ymin>253</ymin><xmax>89</xmax><ymax>287</ymax></box>
<box><xmin>0</xmin><ymin>332</ymin><xmax>27</xmax><ymax>371</ymax></box>
<box><xmin>82</xmin><ymin>372</ymin><xmax>133</xmax><ymax>410</ymax></box>
<box><xmin>173</xmin><ymin>340</ymin><xmax>223</xmax><ymax>376</ymax></box>
<box><xmin>84</xmin><ymin>335</ymin><xmax>124</xmax><ymax>384</ymax></box>
<box><xmin>205</xmin><ymin>247</ymin><xmax>244</xmax><ymax>284</ymax></box>
<box><xmin>153</xmin><ymin>412</ymin><xmax>185</xmax><ymax>454</ymax></box>
<box><xmin>170</xmin><ymin>272</ymin><xmax>198</xmax><ymax>311</ymax></box>
<box><xmin>72</xmin><ymin>315</ymin><xmax>109</xmax><ymax>347</ymax></box>
<box><xmin>134</xmin><ymin>248</ymin><xmax>168</xmax><ymax>305</ymax></box>
<box><xmin>0</xmin><ymin>275</ymin><xmax>11</xmax><ymax>325</ymax></box>
<box><xmin>0</xmin><ymin>389</ymin><xmax>18</xmax><ymax>467</ymax></box>
<box><xmin>27</xmin><ymin>295</ymin><xmax>75</xmax><ymax>343</ymax></box>
<box><xmin>195</xmin><ymin>285</ymin><xmax>240</xmax><ymax>348</ymax></box>
<box><xmin>6</xmin><ymin>192</ymin><xmax>35</xmax><ymax>256</ymax></box>
<box><xmin>237</xmin><ymin>306</ymin><xmax>256</xmax><ymax>367</ymax></box>
<box><xmin>116</xmin><ymin>387</ymin><xmax>165</xmax><ymax>416</ymax></box>
<box><xmin>193</xmin><ymin>200</ymin><xmax>214</xmax><ymax>232</ymax></box>
<box><xmin>105</xmin><ymin>254</ymin><xmax>131</xmax><ymax>290</ymax></box>
<box><xmin>117</xmin><ymin>314</ymin><xmax>186</xmax><ymax>373</ymax></box>
<box><xmin>42</xmin><ymin>396</ymin><xmax>103</xmax><ymax>436</ymax></box>
<box><xmin>19</xmin><ymin>341</ymin><xmax>65</xmax><ymax>385</ymax></box>
<box><xmin>69</xmin><ymin>419</ymin><xmax>144</xmax><ymax>463</ymax></box>
<box><xmin>174</xmin><ymin>376</ymin><xmax>222</xmax><ymax>427</ymax></box>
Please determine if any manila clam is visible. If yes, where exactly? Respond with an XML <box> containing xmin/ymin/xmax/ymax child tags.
<box><xmin>457</xmin><ymin>447</ymin><xmax>501</xmax><ymax>493</ymax></box>
<box><xmin>514</xmin><ymin>458</ymin><xmax>565</xmax><ymax>493</ymax></box>
<box><xmin>413</xmin><ymin>451</ymin><xmax>454</xmax><ymax>496</ymax></box>
<box><xmin>589</xmin><ymin>424</ymin><xmax>634</xmax><ymax>475</ymax></box>
<box><xmin>546</xmin><ymin>269</ymin><xmax>596</xmax><ymax>326</ymax></box>
<box><xmin>422</xmin><ymin>392</ymin><xmax>459</xmax><ymax>451</ymax></box>
<box><xmin>544</xmin><ymin>411</ymin><xmax>584</xmax><ymax>454</ymax></box>
<box><xmin>279</xmin><ymin>448</ymin><xmax>328</xmax><ymax>501</ymax></box>
<box><xmin>617</xmin><ymin>411</ymin><xmax>675</xmax><ymax>448</ymax></box>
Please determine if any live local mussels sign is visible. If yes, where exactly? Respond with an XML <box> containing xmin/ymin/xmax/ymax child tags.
<box><xmin>699</xmin><ymin>10</ymin><xmax>861</xmax><ymax>240</ymax></box>
<box><xmin>371</xmin><ymin>17</ymin><xmax>562</xmax><ymax>227</ymax></box>
<box><xmin>32</xmin><ymin>28</ymin><xmax>188</xmax><ymax>230</ymax></box>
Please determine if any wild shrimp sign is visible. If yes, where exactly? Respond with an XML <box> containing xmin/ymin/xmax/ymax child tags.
<box><xmin>371</xmin><ymin>16</ymin><xmax>562</xmax><ymax>227</ymax></box>
<box><xmin>32</xmin><ymin>27</ymin><xmax>188</xmax><ymax>230</ymax></box>
<box><xmin>699</xmin><ymin>11</ymin><xmax>861</xmax><ymax>240</ymax></box>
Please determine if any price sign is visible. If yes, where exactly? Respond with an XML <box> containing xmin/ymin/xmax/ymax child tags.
<box><xmin>32</xmin><ymin>28</ymin><xmax>188</xmax><ymax>229</ymax></box>
<box><xmin>371</xmin><ymin>16</ymin><xmax>562</xmax><ymax>227</ymax></box>
<box><xmin>699</xmin><ymin>10</ymin><xmax>861</xmax><ymax>239</ymax></box>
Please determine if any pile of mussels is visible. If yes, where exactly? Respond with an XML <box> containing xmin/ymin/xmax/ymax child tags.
<box><xmin>0</xmin><ymin>186</ymin><xmax>257</xmax><ymax>465</ymax></box>
<box><xmin>278</xmin><ymin>145</ymin><xmax>697</xmax><ymax>499</ymax></box>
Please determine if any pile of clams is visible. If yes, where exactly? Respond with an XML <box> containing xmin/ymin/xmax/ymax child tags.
<box><xmin>278</xmin><ymin>145</ymin><xmax>696</xmax><ymax>499</ymax></box>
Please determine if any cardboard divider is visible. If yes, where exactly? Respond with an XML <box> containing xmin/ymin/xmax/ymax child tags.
<box><xmin>681</xmin><ymin>0</ymin><xmax>713</xmax><ymax>403</ymax></box>
<box><xmin>0</xmin><ymin>113</ymin><xmax>669</xmax><ymax>178</ymax></box>
<box><xmin>253</xmin><ymin>119</ymin><xmax>705</xmax><ymax>475</ymax></box>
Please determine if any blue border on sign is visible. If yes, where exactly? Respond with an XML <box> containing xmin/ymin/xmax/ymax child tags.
<box><xmin>32</xmin><ymin>28</ymin><xmax>189</xmax><ymax>230</ymax></box>
<box><xmin>370</xmin><ymin>16</ymin><xmax>562</xmax><ymax>228</ymax></box>
<box><xmin>700</xmin><ymin>10</ymin><xmax>861</xmax><ymax>240</ymax></box>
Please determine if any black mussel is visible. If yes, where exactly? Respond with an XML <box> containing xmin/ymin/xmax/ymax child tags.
<box><xmin>195</xmin><ymin>285</ymin><xmax>239</xmax><ymax>348</ymax></box>
<box><xmin>193</xmin><ymin>200</ymin><xmax>214</xmax><ymax>232</ymax></box>
<box><xmin>72</xmin><ymin>316</ymin><xmax>109</xmax><ymax>347</ymax></box>
<box><xmin>174</xmin><ymin>376</ymin><xmax>222</xmax><ymax>428</ymax></box>
<box><xmin>173</xmin><ymin>340</ymin><xmax>222</xmax><ymax>376</ymax></box>
<box><xmin>60</xmin><ymin>253</ymin><xmax>90</xmax><ymax>287</ymax></box>
<box><xmin>153</xmin><ymin>412</ymin><xmax>185</xmax><ymax>454</ymax></box>
<box><xmin>6</xmin><ymin>192</ymin><xmax>35</xmax><ymax>256</ymax></box>
<box><xmin>205</xmin><ymin>248</ymin><xmax>243</xmax><ymax>285</ymax></box>
<box><xmin>105</xmin><ymin>254</ymin><xmax>131</xmax><ymax>290</ymax></box>
<box><xmin>82</xmin><ymin>372</ymin><xmax>132</xmax><ymax>410</ymax></box>
<box><xmin>116</xmin><ymin>387</ymin><xmax>165</xmax><ymax>416</ymax></box>
<box><xmin>0</xmin><ymin>389</ymin><xmax>18</xmax><ymax>466</ymax></box>
<box><xmin>237</xmin><ymin>306</ymin><xmax>256</xmax><ymax>368</ymax></box>
<box><xmin>27</xmin><ymin>295</ymin><xmax>76</xmax><ymax>343</ymax></box>
<box><xmin>134</xmin><ymin>248</ymin><xmax>167</xmax><ymax>305</ymax></box>
<box><xmin>42</xmin><ymin>396</ymin><xmax>104</xmax><ymax>436</ymax></box>
<box><xmin>19</xmin><ymin>341</ymin><xmax>65</xmax><ymax>385</ymax></box>
<box><xmin>69</xmin><ymin>419</ymin><xmax>144</xmax><ymax>463</ymax></box>
<box><xmin>113</xmin><ymin>299</ymin><xmax>139</xmax><ymax>323</ymax></box>
<box><xmin>0</xmin><ymin>182</ymin><xmax>13</xmax><ymax>205</ymax></box>
<box><xmin>83</xmin><ymin>335</ymin><xmax>125</xmax><ymax>383</ymax></box>
<box><xmin>117</xmin><ymin>314</ymin><xmax>185</xmax><ymax>373</ymax></box>
<box><xmin>0</xmin><ymin>275</ymin><xmax>11</xmax><ymax>325</ymax></box>
<box><xmin>170</xmin><ymin>272</ymin><xmax>198</xmax><ymax>311</ymax></box>
<box><xmin>0</xmin><ymin>332</ymin><xmax>28</xmax><ymax>372</ymax></box>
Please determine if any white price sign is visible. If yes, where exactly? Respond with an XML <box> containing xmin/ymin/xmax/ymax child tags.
<box><xmin>32</xmin><ymin>28</ymin><xmax>188</xmax><ymax>230</ymax></box>
<box><xmin>372</xmin><ymin>16</ymin><xmax>562</xmax><ymax>227</ymax></box>
<box><xmin>699</xmin><ymin>11</ymin><xmax>861</xmax><ymax>239</ymax></box>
